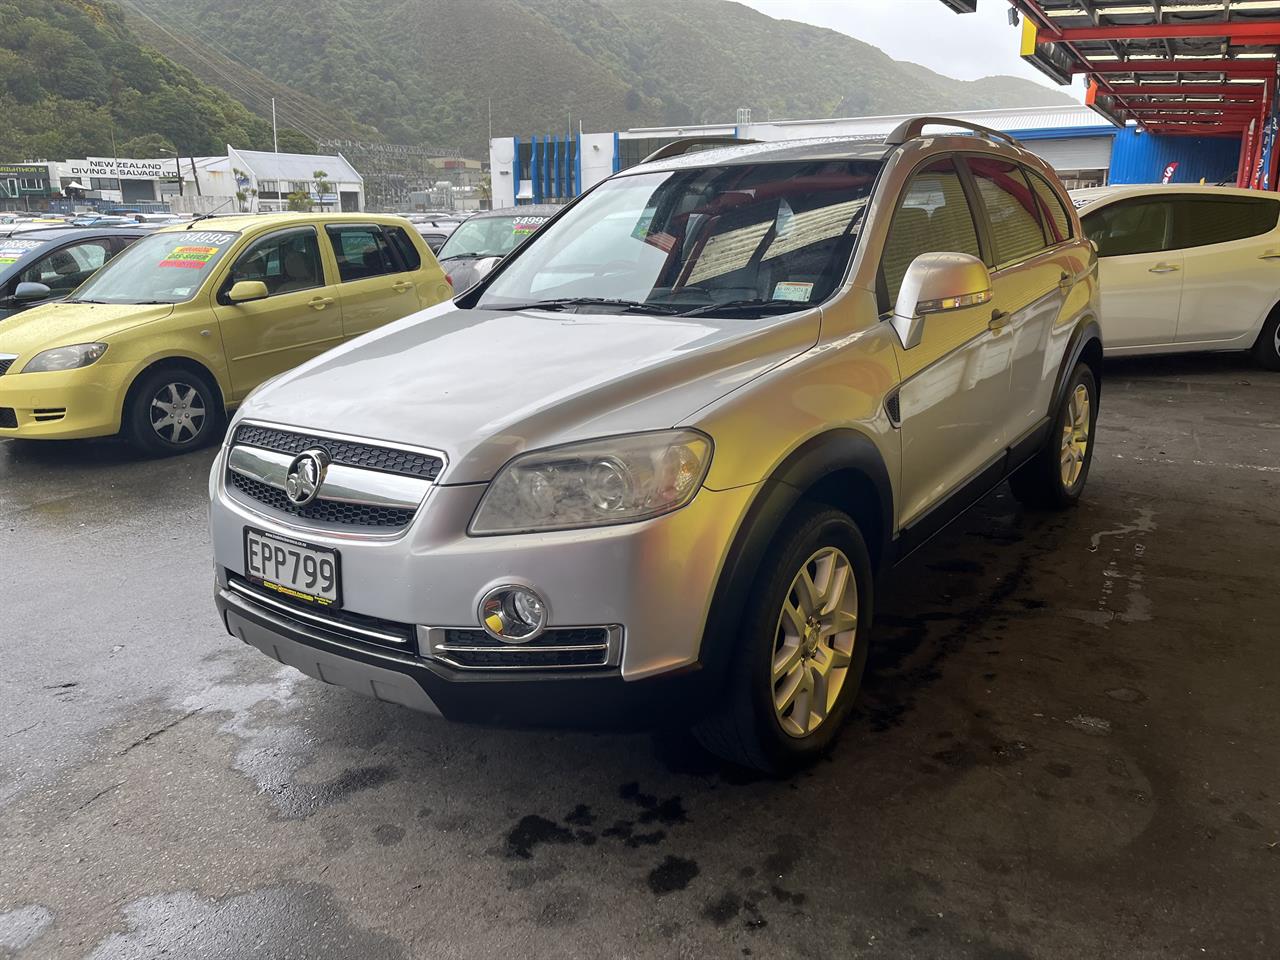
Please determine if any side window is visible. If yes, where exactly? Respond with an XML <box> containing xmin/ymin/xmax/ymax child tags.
<box><xmin>1082</xmin><ymin>200</ymin><xmax>1171</xmax><ymax>258</ymax></box>
<box><xmin>880</xmin><ymin>157</ymin><xmax>982</xmax><ymax>312</ymax></box>
<box><xmin>20</xmin><ymin>241</ymin><xmax>112</xmax><ymax>291</ymax></box>
<box><xmin>967</xmin><ymin>157</ymin><xmax>1048</xmax><ymax>267</ymax></box>
<box><xmin>225</xmin><ymin>228</ymin><xmax>323</xmax><ymax>297</ymax></box>
<box><xmin>1028</xmin><ymin>171</ymin><xmax>1073</xmax><ymax>245</ymax></box>
<box><xmin>326</xmin><ymin>225</ymin><xmax>398</xmax><ymax>282</ymax></box>
<box><xmin>385</xmin><ymin>226</ymin><xmax>422</xmax><ymax>271</ymax></box>
<box><xmin>1170</xmin><ymin>197</ymin><xmax>1280</xmax><ymax>250</ymax></box>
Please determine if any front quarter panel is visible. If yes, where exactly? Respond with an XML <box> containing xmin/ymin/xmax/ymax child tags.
<box><xmin>693</xmin><ymin>288</ymin><xmax>900</xmax><ymax>500</ymax></box>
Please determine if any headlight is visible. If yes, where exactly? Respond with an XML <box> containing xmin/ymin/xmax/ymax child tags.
<box><xmin>469</xmin><ymin>429</ymin><xmax>712</xmax><ymax>534</ymax></box>
<box><xmin>21</xmin><ymin>343</ymin><xmax>107</xmax><ymax>373</ymax></box>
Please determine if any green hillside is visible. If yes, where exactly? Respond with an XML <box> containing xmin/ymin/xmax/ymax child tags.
<box><xmin>124</xmin><ymin>0</ymin><xmax>1072</xmax><ymax>157</ymax></box>
<box><xmin>0</xmin><ymin>0</ymin><xmax>282</xmax><ymax>159</ymax></box>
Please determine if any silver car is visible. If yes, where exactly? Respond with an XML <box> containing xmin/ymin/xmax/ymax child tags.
<box><xmin>209</xmin><ymin>117</ymin><xmax>1102</xmax><ymax>772</ymax></box>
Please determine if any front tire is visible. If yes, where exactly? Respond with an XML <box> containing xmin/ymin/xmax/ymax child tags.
<box><xmin>124</xmin><ymin>365</ymin><xmax>222</xmax><ymax>457</ymax></box>
<box><xmin>1009</xmin><ymin>362</ymin><xmax>1098</xmax><ymax>510</ymax></box>
<box><xmin>694</xmin><ymin>504</ymin><xmax>873</xmax><ymax>774</ymax></box>
<box><xmin>1253</xmin><ymin>309</ymin><xmax>1280</xmax><ymax>371</ymax></box>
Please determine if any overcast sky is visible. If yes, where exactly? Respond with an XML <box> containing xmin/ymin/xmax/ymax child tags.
<box><xmin>735</xmin><ymin>0</ymin><xmax>1085</xmax><ymax>99</ymax></box>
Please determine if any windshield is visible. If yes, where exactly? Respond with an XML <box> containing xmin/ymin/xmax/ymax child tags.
<box><xmin>69</xmin><ymin>230</ymin><xmax>239</xmax><ymax>304</ymax></box>
<box><xmin>438</xmin><ymin>213</ymin><xmax>549</xmax><ymax>261</ymax></box>
<box><xmin>475</xmin><ymin>160</ymin><xmax>879</xmax><ymax>315</ymax></box>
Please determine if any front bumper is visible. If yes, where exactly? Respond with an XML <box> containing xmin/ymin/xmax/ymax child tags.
<box><xmin>210</xmin><ymin>444</ymin><xmax>758</xmax><ymax>716</ymax></box>
<box><xmin>216</xmin><ymin>576</ymin><xmax>707</xmax><ymax>728</ymax></box>
<box><xmin>0</xmin><ymin>363</ymin><xmax>128</xmax><ymax>439</ymax></box>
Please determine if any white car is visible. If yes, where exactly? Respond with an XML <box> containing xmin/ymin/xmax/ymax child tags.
<box><xmin>1073</xmin><ymin>185</ymin><xmax>1280</xmax><ymax>369</ymax></box>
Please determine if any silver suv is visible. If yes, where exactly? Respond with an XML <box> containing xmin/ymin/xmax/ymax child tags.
<box><xmin>209</xmin><ymin>117</ymin><xmax>1102</xmax><ymax>772</ymax></box>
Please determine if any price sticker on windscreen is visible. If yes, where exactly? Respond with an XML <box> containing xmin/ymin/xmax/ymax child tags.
<box><xmin>0</xmin><ymin>239</ymin><xmax>44</xmax><ymax>264</ymax></box>
<box><xmin>512</xmin><ymin>216</ymin><xmax>548</xmax><ymax>237</ymax></box>
<box><xmin>157</xmin><ymin>232</ymin><xmax>236</xmax><ymax>269</ymax></box>
<box><xmin>773</xmin><ymin>281</ymin><xmax>814</xmax><ymax>302</ymax></box>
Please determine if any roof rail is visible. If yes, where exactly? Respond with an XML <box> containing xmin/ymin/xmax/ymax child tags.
<box><xmin>641</xmin><ymin>136</ymin><xmax>760</xmax><ymax>164</ymax></box>
<box><xmin>884</xmin><ymin>116</ymin><xmax>1021</xmax><ymax>148</ymax></box>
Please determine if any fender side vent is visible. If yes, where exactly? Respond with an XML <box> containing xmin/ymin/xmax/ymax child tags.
<box><xmin>885</xmin><ymin>391</ymin><xmax>902</xmax><ymax>428</ymax></box>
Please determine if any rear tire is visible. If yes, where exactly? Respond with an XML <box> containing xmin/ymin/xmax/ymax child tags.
<box><xmin>693</xmin><ymin>504</ymin><xmax>873</xmax><ymax>774</ymax></box>
<box><xmin>124</xmin><ymin>365</ymin><xmax>222</xmax><ymax>457</ymax></box>
<box><xmin>1009</xmin><ymin>362</ymin><xmax>1097</xmax><ymax>510</ymax></box>
<box><xmin>1252</xmin><ymin>309</ymin><xmax>1280</xmax><ymax>371</ymax></box>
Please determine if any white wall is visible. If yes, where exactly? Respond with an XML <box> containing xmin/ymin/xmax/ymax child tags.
<box><xmin>579</xmin><ymin>132</ymin><xmax>616</xmax><ymax>193</ymax></box>
<box><xmin>489</xmin><ymin>137</ymin><xmax>517</xmax><ymax>208</ymax></box>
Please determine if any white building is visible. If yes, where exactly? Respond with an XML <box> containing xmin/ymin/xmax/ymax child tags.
<box><xmin>228</xmin><ymin>147</ymin><xmax>364</xmax><ymax>213</ymax></box>
<box><xmin>49</xmin><ymin>147</ymin><xmax>365</xmax><ymax>214</ymax></box>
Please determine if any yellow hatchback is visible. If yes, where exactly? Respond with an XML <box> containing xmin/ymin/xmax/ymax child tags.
<box><xmin>0</xmin><ymin>213</ymin><xmax>452</xmax><ymax>454</ymax></box>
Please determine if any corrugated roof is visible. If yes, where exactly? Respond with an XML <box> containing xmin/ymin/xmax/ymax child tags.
<box><xmin>229</xmin><ymin>148</ymin><xmax>363</xmax><ymax>184</ymax></box>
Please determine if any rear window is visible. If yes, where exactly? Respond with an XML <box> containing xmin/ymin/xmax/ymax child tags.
<box><xmin>1169</xmin><ymin>196</ymin><xmax>1279</xmax><ymax>249</ymax></box>
<box><xmin>385</xmin><ymin>226</ymin><xmax>422</xmax><ymax>271</ymax></box>
<box><xmin>326</xmin><ymin>224</ymin><xmax>399</xmax><ymax>282</ymax></box>
<box><xmin>1028</xmin><ymin>171</ymin><xmax>1073</xmax><ymax>244</ymax></box>
<box><xmin>968</xmin><ymin>157</ymin><xmax>1048</xmax><ymax>267</ymax></box>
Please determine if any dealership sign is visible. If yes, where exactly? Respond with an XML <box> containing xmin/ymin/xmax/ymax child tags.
<box><xmin>64</xmin><ymin>157</ymin><xmax>179</xmax><ymax>179</ymax></box>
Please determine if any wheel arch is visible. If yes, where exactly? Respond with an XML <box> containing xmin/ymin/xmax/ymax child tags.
<box><xmin>696</xmin><ymin>428</ymin><xmax>893</xmax><ymax>696</ymax></box>
<box><xmin>1053</xmin><ymin>316</ymin><xmax>1103</xmax><ymax>415</ymax></box>
<box><xmin>119</xmin><ymin>355</ymin><xmax>226</xmax><ymax>435</ymax></box>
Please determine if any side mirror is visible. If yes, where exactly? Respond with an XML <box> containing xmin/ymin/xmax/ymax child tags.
<box><xmin>891</xmin><ymin>252</ymin><xmax>992</xmax><ymax>350</ymax></box>
<box><xmin>13</xmin><ymin>281</ymin><xmax>52</xmax><ymax>303</ymax></box>
<box><xmin>473</xmin><ymin>256</ymin><xmax>502</xmax><ymax>280</ymax></box>
<box><xmin>226</xmin><ymin>280</ymin><xmax>269</xmax><ymax>304</ymax></box>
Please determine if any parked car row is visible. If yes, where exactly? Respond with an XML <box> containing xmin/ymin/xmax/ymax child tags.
<box><xmin>2</xmin><ymin>122</ymin><xmax>1278</xmax><ymax>773</ymax></box>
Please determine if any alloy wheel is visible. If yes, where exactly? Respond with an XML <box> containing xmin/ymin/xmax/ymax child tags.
<box><xmin>1059</xmin><ymin>383</ymin><xmax>1090</xmax><ymax>490</ymax></box>
<box><xmin>150</xmin><ymin>381</ymin><xmax>207</xmax><ymax>445</ymax></box>
<box><xmin>771</xmin><ymin>546</ymin><xmax>858</xmax><ymax>738</ymax></box>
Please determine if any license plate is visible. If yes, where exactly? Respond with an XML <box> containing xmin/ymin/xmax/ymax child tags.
<box><xmin>244</xmin><ymin>527</ymin><xmax>341</xmax><ymax>607</ymax></box>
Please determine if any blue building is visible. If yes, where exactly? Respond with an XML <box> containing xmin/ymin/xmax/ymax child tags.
<box><xmin>490</xmin><ymin>104</ymin><xmax>1245</xmax><ymax>208</ymax></box>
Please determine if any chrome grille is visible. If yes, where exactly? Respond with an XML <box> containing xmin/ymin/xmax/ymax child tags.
<box><xmin>422</xmin><ymin>626</ymin><xmax>620</xmax><ymax>671</ymax></box>
<box><xmin>227</xmin><ymin>574</ymin><xmax>416</xmax><ymax>651</ymax></box>
<box><xmin>233</xmin><ymin>424</ymin><xmax>443</xmax><ymax>480</ymax></box>
<box><xmin>230</xmin><ymin>472</ymin><xmax>415</xmax><ymax>528</ymax></box>
<box><xmin>224</xmin><ymin>422</ymin><xmax>440</xmax><ymax>534</ymax></box>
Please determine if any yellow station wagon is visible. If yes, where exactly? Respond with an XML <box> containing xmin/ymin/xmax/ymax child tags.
<box><xmin>0</xmin><ymin>213</ymin><xmax>452</xmax><ymax>454</ymax></box>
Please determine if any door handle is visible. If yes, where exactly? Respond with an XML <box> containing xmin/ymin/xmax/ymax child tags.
<box><xmin>308</xmin><ymin>296</ymin><xmax>335</xmax><ymax>309</ymax></box>
<box><xmin>392</xmin><ymin>280</ymin><xmax>413</xmax><ymax>292</ymax></box>
<box><xmin>1259</xmin><ymin>250</ymin><xmax>1280</xmax><ymax>260</ymax></box>
<box><xmin>1148</xmin><ymin>263</ymin><xmax>1180</xmax><ymax>274</ymax></box>
<box><xmin>988</xmin><ymin>310</ymin><xmax>1010</xmax><ymax>331</ymax></box>
<box><xmin>1057</xmin><ymin>271</ymin><xmax>1073</xmax><ymax>291</ymax></box>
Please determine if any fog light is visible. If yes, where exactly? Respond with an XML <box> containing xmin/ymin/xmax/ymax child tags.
<box><xmin>479</xmin><ymin>584</ymin><xmax>548</xmax><ymax>643</ymax></box>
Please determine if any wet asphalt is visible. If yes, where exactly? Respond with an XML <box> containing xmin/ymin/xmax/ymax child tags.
<box><xmin>1</xmin><ymin>354</ymin><xmax>1277</xmax><ymax>960</ymax></box>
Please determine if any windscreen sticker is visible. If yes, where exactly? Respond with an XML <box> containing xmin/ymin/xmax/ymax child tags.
<box><xmin>158</xmin><ymin>244</ymin><xmax>221</xmax><ymax>269</ymax></box>
<box><xmin>773</xmin><ymin>281</ymin><xmax>814</xmax><ymax>302</ymax></box>
<box><xmin>0</xmin><ymin>239</ymin><xmax>44</xmax><ymax>263</ymax></box>
<box><xmin>512</xmin><ymin>216</ymin><xmax>548</xmax><ymax>236</ymax></box>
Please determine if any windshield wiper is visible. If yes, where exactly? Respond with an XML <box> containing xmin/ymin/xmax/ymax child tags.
<box><xmin>445</xmin><ymin>250</ymin><xmax>506</xmax><ymax>261</ymax></box>
<box><xmin>677</xmin><ymin>298</ymin><xmax>803</xmax><ymax>318</ymax></box>
<box><xmin>488</xmin><ymin>297</ymin><xmax>684</xmax><ymax>315</ymax></box>
<box><xmin>66</xmin><ymin>298</ymin><xmax>107</xmax><ymax>304</ymax></box>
